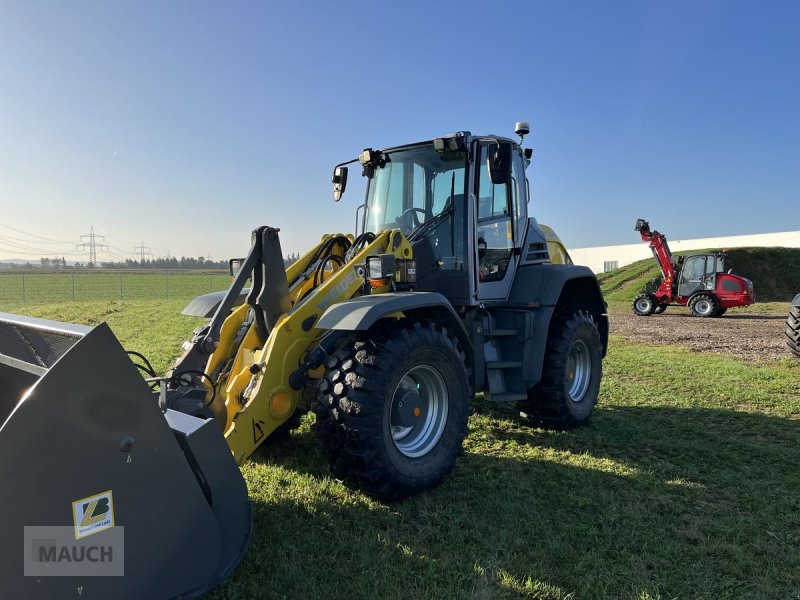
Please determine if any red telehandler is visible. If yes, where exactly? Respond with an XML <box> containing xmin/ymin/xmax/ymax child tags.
<box><xmin>632</xmin><ymin>218</ymin><xmax>754</xmax><ymax>317</ymax></box>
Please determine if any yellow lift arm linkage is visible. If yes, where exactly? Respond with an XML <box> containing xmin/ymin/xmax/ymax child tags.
<box><xmin>204</xmin><ymin>229</ymin><xmax>412</xmax><ymax>464</ymax></box>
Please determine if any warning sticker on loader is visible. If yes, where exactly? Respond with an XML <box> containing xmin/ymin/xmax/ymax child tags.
<box><xmin>72</xmin><ymin>490</ymin><xmax>115</xmax><ymax>540</ymax></box>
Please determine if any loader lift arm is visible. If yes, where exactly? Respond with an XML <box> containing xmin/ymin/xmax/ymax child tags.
<box><xmin>173</xmin><ymin>226</ymin><xmax>289</xmax><ymax>378</ymax></box>
<box><xmin>182</xmin><ymin>226</ymin><xmax>414</xmax><ymax>465</ymax></box>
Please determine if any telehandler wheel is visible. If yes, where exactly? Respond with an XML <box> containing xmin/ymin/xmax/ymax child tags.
<box><xmin>653</xmin><ymin>303</ymin><xmax>667</xmax><ymax>314</ymax></box>
<box><xmin>313</xmin><ymin>321</ymin><xmax>471</xmax><ymax>502</ymax></box>
<box><xmin>714</xmin><ymin>307</ymin><xmax>728</xmax><ymax>317</ymax></box>
<box><xmin>786</xmin><ymin>306</ymin><xmax>800</xmax><ymax>357</ymax></box>
<box><xmin>689</xmin><ymin>294</ymin><xmax>718</xmax><ymax>317</ymax></box>
<box><xmin>632</xmin><ymin>293</ymin><xmax>656</xmax><ymax>316</ymax></box>
<box><xmin>519</xmin><ymin>310</ymin><xmax>602</xmax><ymax>429</ymax></box>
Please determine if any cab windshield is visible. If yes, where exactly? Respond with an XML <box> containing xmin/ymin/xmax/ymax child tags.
<box><xmin>365</xmin><ymin>144</ymin><xmax>467</xmax><ymax>236</ymax></box>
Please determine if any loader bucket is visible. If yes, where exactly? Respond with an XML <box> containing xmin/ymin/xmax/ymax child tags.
<box><xmin>0</xmin><ymin>313</ymin><xmax>251</xmax><ymax>599</ymax></box>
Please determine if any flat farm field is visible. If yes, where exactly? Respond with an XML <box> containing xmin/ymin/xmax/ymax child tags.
<box><xmin>5</xmin><ymin>299</ymin><xmax>800</xmax><ymax>599</ymax></box>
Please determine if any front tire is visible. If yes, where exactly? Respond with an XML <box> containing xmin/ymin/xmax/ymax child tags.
<box><xmin>519</xmin><ymin>311</ymin><xmax>602</xmax><ymax>428</ymax></box>
<box><xmin>689</xmin><ymin>294</ymin><xmax>718</xmax><ymax>317</ymax></box>
<box><xmin>313</xmin><ymin>321</ymin><xmax>470</xmax><ymax>502</ymax></box>
<box><xmin>632</xmin><ymin>293</ymin><xmax>656</xmax><ymax>316</ymax></box>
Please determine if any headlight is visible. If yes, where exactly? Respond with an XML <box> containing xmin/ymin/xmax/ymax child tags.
<box><xmin>367</xmin><ymin>255</ymin><xmax>396</xmax><ymax>280</ymax></box>
<box><xmin>365</xmin><ymin>255</ymin><xmax>416</xmax><ymax>284</ymax></box>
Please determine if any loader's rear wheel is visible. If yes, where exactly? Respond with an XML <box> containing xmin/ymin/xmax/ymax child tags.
<box><xmin>689</xmin><ymin>294</ymin><xmax>718</xmax><ymax>317</ymax></box>
<box><xmin>519</xmin><ymin>311</ymin><xmax>602</xmax><ymax>429</ymax></box>
<box><xmin>786</xmin><ymin>306</ymin><xmax>800</xmax><ymax>357</ymax></box>
<box><xmin>632</xmin><ymin>293</ymin><xmax>656</xmax><ymax>316</ymax></box>
<box><xmin>653</xmin><ymin>303</ymin><xmax>667</xmax><ymax>314</ymax></box>
<box><xmin>313</xmin><ymin>321</ymin><xmax>470</xmax><ymax>502</ymax></box>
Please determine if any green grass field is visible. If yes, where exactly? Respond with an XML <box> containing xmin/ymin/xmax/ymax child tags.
<box><xmin>6</xmin><ymin>299</ymin><xmax>800</xmax><ymax>598</ymax></box>
<box><xmin>0</xmin><ymin>271</ymin><xmax>230</xmax><ymax>310</ymax></box>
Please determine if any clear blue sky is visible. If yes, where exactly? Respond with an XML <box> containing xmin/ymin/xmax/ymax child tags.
<box><xmin>1</xmin><ymin>1</ymin><xmax>798</xmax><ymax>262</ymax></box>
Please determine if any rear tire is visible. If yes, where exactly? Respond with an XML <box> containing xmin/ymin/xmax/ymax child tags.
<box><xmin>689</xmin><ymin>294</ymin><xmax>718</xmax><ymax>317</ymax></box>
<box><xmin>519</xmin><ymin>311</ymin><xmax>602</xmax><ymax>429</ymax></box>
<box><xmin>313</xmin><ymin>321</ymin><xmax>470</xmax><ymax>502</ymax></box>
<box><xmin>786</xmin><ymin>306</ymin><xmax>800</xmax><ymax>357</ymax></box>
<box><xmin>632</xmin><ymin>293</ymin><xmax>656</xmax><ymax>316</ymax></box>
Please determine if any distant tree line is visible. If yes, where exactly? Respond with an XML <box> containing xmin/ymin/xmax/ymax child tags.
<box><xmin>0</xmin><ymin>253</ymin><xmax>301</xmax><ymax>271</ymax></box>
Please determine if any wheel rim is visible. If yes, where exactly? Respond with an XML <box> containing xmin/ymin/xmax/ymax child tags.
<box><xmin>389</xmin><ymin>365</ymin><xmax>448</xmax><ymax>458</ymax></box>
<box><xmin>635</xmin><ymin>298</ymin><xmax>650</xmax><ymax>312</ymax></box>
<box><xmin>695</xmin><ymin>299</ymin><xmax>712</xmax><ymax>315</ymax></box>
<box><xmin>565</xmin><ymin>339</ymin><xmax>592</xmax><ymax>402</ymax></box>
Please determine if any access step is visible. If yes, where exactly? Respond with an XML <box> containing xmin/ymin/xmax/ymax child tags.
<box><xmin>489</xmin><ymin>392</ymin><xmax>528</xmax><ymax>402</ymax></box>
<box><xmin>486</xmin><ymin>360</ymin><xmax>523</xmax><ymax>369</ymax></box>
<box><xmin>486</xmin><ymin>328</ymin><xmax>518</xmax><ymax>337</ymax></box>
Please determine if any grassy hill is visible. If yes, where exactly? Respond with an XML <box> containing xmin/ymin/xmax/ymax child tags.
<box><xmin>598</xmin><ymin>246</ymin><xmax>800</xmax><ymax>306</ymax></box>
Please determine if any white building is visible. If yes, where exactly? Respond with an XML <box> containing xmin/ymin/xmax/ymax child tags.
<box><xmin>569</xmin><ymin>230</ymin><xmax>800</xmax><ymax>274</ymax></box>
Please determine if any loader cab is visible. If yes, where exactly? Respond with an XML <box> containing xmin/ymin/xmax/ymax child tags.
<box><xmin>357</xmin><ymin>133</ymin><xmax>531</xmax><ymax>306</ymax></box>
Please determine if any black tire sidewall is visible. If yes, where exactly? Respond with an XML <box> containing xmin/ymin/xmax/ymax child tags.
<box><xmin>690</xmin><ymin>294</ymin><xmax>718</xmax><ymax>317</ymax></box>
<box><xmin>560</xmin><ymin>320</ymin><xmax>602</xmax><ymax>421</ymax></box>
<box><xmin>633</xmin><ymin>294</ymin><xmax>654</xmax><ymax>316</ymax></box>
<box><xmin>378</xmin><ymin>342</ymin><xmax>469</xmax><ymax>481</ymax></box>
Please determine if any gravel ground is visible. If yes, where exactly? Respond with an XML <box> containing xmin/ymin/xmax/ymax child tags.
<box><xmin>609</xmin><ymin>307</ymin><xmax>791</xmax><ymax>361</ymax></box>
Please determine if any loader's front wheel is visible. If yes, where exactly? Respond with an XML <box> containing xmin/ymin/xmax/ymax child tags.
<box><xmin>313</xmin><ymin>321</ymin><xmax>470</xmax><ymax>502</ymax></box>
<box><xmin>519</xmin><ymin>310</ymin><xmax>602</xmax><ymax>429</ymax></box>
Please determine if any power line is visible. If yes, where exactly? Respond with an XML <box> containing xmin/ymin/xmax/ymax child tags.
<box><xmin>0</xmin><ymin>223</ymin><xmax>73</xmax><ymax>244</ymax></box>
<box><xmin>76</xmin><ymin>226</ymin><xmax>109</xmax><ymax>267</ymax></box>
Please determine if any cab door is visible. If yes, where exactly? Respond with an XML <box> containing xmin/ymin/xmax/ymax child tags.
<box><xmin>474</xmin><ymin>142</ymin><xmax>525</xmax><ymax>300</ymax></box>
<box><xmin>678</xmin><ymin>255</ymin><xmax>717</xmax><ymax>297</ymax></box>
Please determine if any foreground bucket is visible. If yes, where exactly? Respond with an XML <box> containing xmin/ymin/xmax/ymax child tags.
<box><xmin>0</xmin><ymin>313</ymin><xmax>251</xmax><ymax>599</ymax></box>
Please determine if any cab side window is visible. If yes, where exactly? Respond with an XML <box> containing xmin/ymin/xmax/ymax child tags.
<box><xmin>682</xmin><ymin>256</ymin><xmax>705</xmax><ymax>281</ymax></box>
<box><xmin>477</xmin><ymin>145</ymin><xmax>513</xmax><ymax>282</ymax></box>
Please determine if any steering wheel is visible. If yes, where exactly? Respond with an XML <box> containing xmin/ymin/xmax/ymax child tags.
<box><xmin>396</xmin><ymin>208</ymin><xmax>426</xmax><ymax>232</ymax></box>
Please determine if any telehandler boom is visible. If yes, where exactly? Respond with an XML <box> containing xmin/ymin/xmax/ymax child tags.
<box><xmin>0</xmin><ymin>123</ymin><xmax>607</xmax><ymax>599</ymax></box>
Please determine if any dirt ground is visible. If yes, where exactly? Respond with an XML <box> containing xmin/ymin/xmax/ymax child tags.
<box><xmin>610</xmin><ymin>307</ymin><xmax>791</xmax><ymax>362</ymax></box>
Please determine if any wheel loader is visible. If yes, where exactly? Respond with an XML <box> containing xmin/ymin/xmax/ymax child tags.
<box><xmin>0</xmin><ymin>123</ymin><xmax>607</xmax><ymax>599</ymax></box>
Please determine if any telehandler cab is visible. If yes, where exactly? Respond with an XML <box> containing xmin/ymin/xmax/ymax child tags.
<box><xmin>0</xmin><ymin>123</ymin><xmax>607</xmax><ymax>599</ymax></box>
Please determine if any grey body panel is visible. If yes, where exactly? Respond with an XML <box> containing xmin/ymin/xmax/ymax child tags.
<box><xmin>0</xmin><ymin>320</ymin><xmax>251</xmax><ymax>599</ymax></box>
<box><xmin>316</xmin><ymin>292</ymin><xmax>464</xmax><ymax>332</ymax></box>
<box><xmin>183</xmin><ymin>289</ymin><xmax>250</xmax><ymax>318</ymax></box>
<box><xmin>791</xmin><ymin>293</ymin><xmax>800</xmax><ymax>306</ymax></box>
<box><xmin>507</xmin><ymin>263</ymin><xmax>600</xmax><ymax>306</ymax></box>
<box><xmin>316</xmin><ymin>292</ymin><xmax>475</xmax><ymax>386</ymax></box>
<box><xmin>500</xmin><ymin>263</ymin><xmax>608</xmax><ymax>388</ymax></box>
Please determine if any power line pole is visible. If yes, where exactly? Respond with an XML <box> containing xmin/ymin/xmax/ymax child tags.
<box><xmin>76</xmin><ymin>226</ymin><xmax>108</xmax><ymax>268</ymax></box>
<box><xmin>134</xmin><ymin>241</ymin><xmax>153</xmax><ymax>263</ymax></box>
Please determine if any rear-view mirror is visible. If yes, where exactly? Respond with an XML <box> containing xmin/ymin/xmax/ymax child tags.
<box><xmin>487</xmin><ymin>141</ymin><xmax>512</xmax><ymax>185</ymax></box>
<box><xmin>332</xmin><ymin>166</ymin><xmax>348</xmax><ymax>202</ymax></box>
